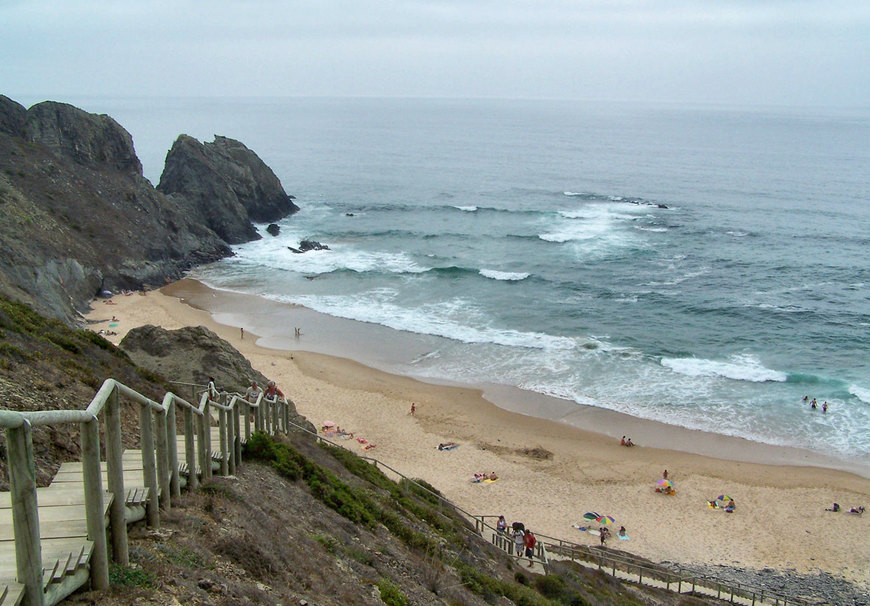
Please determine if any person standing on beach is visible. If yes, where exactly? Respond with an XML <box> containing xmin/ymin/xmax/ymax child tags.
<box><xmin>811</xmin><ymin>398</ymin><xmax>817</xmax><ymax>410</ymax></box>
<box><xmin>663</xmin><ymin>469</ymin><xmax>668</xmax><ymax>480</ymax></box>
<box><xmin>240</xmin><ymin>327</ymin><xmax>244</xmax><ymax>340</ymax></box>
<box><xmin>823</xmin><ymin>401</ymin><xmax>828</xmax><ymax>413</ymax></box>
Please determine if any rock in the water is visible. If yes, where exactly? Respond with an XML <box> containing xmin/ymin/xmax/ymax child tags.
<box><xmin>266</xmin><ymin>223</ymin><xmax>280</xmax><ymax>236</ymax></box>
<box><xmin>288</xmin><ymin>239</ymin><xmax>330</xmax><ymax>254</ymax></box>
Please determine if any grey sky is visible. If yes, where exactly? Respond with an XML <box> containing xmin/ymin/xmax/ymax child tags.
<box><xmin>2</xmin><ymin>0</ymin><xmax>868</xmax><ymax>107</ymax></box>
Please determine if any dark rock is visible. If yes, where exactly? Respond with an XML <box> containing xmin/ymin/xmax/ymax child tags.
<box><xmin>158</xmin><ymin>134</ymin><xmax>259</xmax><ymax>244</ymax></box>
<box><xmin>657</xmin><ymin>204</ymin><xmax>669</xmax><ymax>209</ymax></box>
<box><xmin>204</xmin><ymin>136</ymin><xmax>299</xmax><ymax>223</ymax></box>
<box><xmin>0</xmin><ymin>95</ymin><xmax>26</xmax><ymax>136</ymax></box>
<box><xmin>288</xmin><ymin>239</ymin><xmax>329</xmax><ymax>253</ymax></box>
<box><xmin>24</xmin><ymin>101</ymin><xmax>142</xmax><ymax>174</ymax></box>
<box><xmin>158</xmin><ymin>134</ymin><xmax>299</xmax><ymax>244</ymax></box>
<box><xmin>266</xmin><ymin>223</ymin><xmax>280</xmax><ymax>236</ymax></box>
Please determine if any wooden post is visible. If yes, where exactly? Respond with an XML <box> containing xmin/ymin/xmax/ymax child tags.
<box><xmin>104</xmin><ymin>386</ymin><xmax>128</xmax><ymax>564</ymax></box>
<box><xmin>283</xmin><ymin>399</ymin><xmax>290</xmax><ymax>433</ymax></box>
<box><xmin>202</xmin><ymin>401</ymin><xmax>213</xmax><ymax>482</ymax></box>
<box><xmin>167</xmin><ymin>402</ymin><xmax>180</xmax><ymax>499</ymax></box>
<box><xmin>139</xmin><ymin>404</ymin><xmax>159</xmax><ymax>527</ymax></box>
<box><xmin>218</xmin><ymin>408</ymin><xmax>228</xmax><ymax>476</ymax></box>
<box><xmin>226</xmin><ymin>406</ymin><xmax>236</xmax><ymax>475</ymax></box>
<box><xmin>7</xmin><ymin>421</ymin><xmax>45</xmax><ymax>606</ymax></box>
<box><xmin>184</xmin><ymin>407</ymin><xmax>197</xmax><ymax>490</ymax></box>
<box><xmin>233</xmin><ymin>404</ymin><xmax>242</xmax><ymax>466</ymax></box>
<box><xmin>272</xmin><ymin>399</ymin><xmax>279</xmax><ymax>434</ymax></box>
<box><xmin>155</xmin><ymin>408</ymin><xmax>170</xmax><ymax>511</ymax></box>
<box><xmin>243</xmin><ymin>401</ymin><xmax>251</xmax><ymax>442</ymax></box>
<box><xmin>80</xmin><ymin>417</ymin><xmax>109</xmax><ymax>590</ymax></box>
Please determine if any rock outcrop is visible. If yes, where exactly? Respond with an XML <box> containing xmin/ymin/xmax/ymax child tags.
<box><xmin>0</xmin><ymin>96</ymin><xmax>299</xmax><ymax>324</ymax></box>
<box><xmin>121</xmin><ymin>324</ymin><xmax>314</xmax><ymax>432</ymax></box>
<box><xmin>158</xmin><ymin>134</ymin><xmax>298</xmax><ymax>244</ymax></box>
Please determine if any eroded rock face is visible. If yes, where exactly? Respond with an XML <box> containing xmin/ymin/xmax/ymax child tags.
<box><xmin>0</xmin><ymin>96</ymin><xmax>300</xmax><ymax>324</ymax></box>
<box><xmin>158</xmin><ymin>134</ymin><xmax>298</xmax><ymax>244</ymax></box>
<box><xmin>0</xmin><ymin>95</ymin><xmax>26</xmax><ymax>136</ymax></box>
<box><xmin>24</xmin><ymin>101</ymin><xmax>143</xmax><ymax>174</ymax></box>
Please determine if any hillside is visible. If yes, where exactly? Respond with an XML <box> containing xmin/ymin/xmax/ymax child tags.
<box><xmin>0</xmin><ymin>293</ymin><xmax>719</xmax><ymax>605</ymax></box>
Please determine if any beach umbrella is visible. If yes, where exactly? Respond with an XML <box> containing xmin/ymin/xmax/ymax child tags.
<box><xmin>322</xmin><ymin>421</ymin><xmax>335</xmax><ymax>428</ymax></box>
<box><xmin>657</xmin><ymin>479</ymin><xmax>674</xmax><ymax>488</ymax></box>
<box><xmin>583</xmin><ymin>512</ymin><xmax>600</xmax><ymax>521</ymax></box>
<box><xmin>717</xmin><ymin>494</ymin><xmax>733</xmax><ymax>502</ymax></box>
<box><xmin>596</xmin><ymin>515</ymin><xmax>616</xmax><ymax>525</ymax></box>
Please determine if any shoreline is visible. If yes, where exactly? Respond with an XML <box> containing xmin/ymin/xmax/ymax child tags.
<box><xmin>170</xmin><ymin>278</ymin><xmax>870</xmax><ymax>479</ymax></box>
<box><xmin>85</xmin><ymin>279</ymin><xmax>870</xmax><ymax>588</ymax></box>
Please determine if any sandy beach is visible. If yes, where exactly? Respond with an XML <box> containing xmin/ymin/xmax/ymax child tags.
<box><xmin>86</xmin><ymin>281</ymin><xmax>870</xmax><ymax>589</ymax></box>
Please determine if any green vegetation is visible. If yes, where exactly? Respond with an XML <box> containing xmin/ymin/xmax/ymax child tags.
<box><xmin>377</xmin><ymin>578</ymin><xmax>408</xmax><ymax>606</ymax></box>
<box><xmin>108</xmin><ymin>562</ymin><xmax>156</xmax><ymax>588</ymax></box>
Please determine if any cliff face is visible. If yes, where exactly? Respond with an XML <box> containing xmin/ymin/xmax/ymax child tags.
<box><xmin>158</xmin><ymin>134</ymin><xmax>299</xmax><ymax>244</ymax></box>
<box><xmin>0</xmin><ymin>96</ymin><xmax>297</xmax><ymax>324</ymax></box>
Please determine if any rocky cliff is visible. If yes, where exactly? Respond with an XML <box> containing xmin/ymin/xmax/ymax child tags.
<box><xmin>158</xmin><ymin>134</ymin><xmax>299</xmax><ymax>244</ymax></box>
<box><xmin>0</xmin><ymin>95</ymin><xmax>297</xmax><ymax>324</ymax></box>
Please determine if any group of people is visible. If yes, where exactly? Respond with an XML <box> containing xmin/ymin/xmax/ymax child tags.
<box><xmin>803</xmin><ymin>396</ymin><xmax>829</xmax><ymax>413</ymax></box>
<box><xmin>496</xmin><ymin>517</ymin><xmax>537</xmax><ymax>567</ymax></box>
<box><xmin>825</xmin><ymin>503</ymin><xmax>864</xmax><ymax>514</ymax></box>
<box><xmin>620</xmin><ymin>436</ymin><xmax>635</xmax><ymax>447</ymax></box>
<box><xmin>472</xmin><ymin>471</ymin><xmax>498</xmax><ymax>482</ymax></box>
<box><xmin>244</xmin><ymin>380</ymin><xmax>285</xmax><ymax>403</ymax></box>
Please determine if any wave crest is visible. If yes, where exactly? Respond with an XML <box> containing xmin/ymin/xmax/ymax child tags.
<box><xmin>479</xmin><ymin>269</ymin><xmax>530</xmax><ymax>281</ymax></box>
<box><xmin>661</xmin><ymin>354</ymin><xmax>787</xmax><ymax>383</ymax></box>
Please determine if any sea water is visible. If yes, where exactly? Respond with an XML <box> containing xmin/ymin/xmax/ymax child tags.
<box><xmin>56</xmin><ymin>96</ymin><xmax>870</xmax><ymax>465</ymax></box>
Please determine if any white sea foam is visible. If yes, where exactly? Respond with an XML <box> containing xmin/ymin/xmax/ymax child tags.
<box><xmin>661</xmin><ymin>354</ymin><xmax>787</xmax><ymax>383</ymax></box>
<box><xmin>454</xmin><ymin>205</ymin><xmax>478</xmax><ymax>212</ymax></box>
<box><xmin>634</xmin><ymin>225</ymin><xmax>668</xmax><ymax>232</ymax></box>
<box><xmin>849</xmin><ymin>384</ymin><xmax>870</xmax><ymax>404</ymax></box>
<box><xmin>284</xmin><ymin>292</ymin><xmax>577</xmax><ymax>351</ymax></box>
<box><xmin>479</xmin><ymin>269</ymin><xmax>530</xmax><ymax>281</ymax></box>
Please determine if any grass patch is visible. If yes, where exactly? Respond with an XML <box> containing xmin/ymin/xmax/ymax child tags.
<box><xmin>108</xmin><ymin>563</ymin><xmax>155</xmax><ymax>588</ymax></box>
<box><xmin>377</xmin><ymin>578</ymin><xmax>408</xmax><ymax>606</ymax></box>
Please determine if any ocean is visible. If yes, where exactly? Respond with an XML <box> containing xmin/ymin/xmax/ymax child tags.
<box><xmin>56</xmin><ymin>96</ymin><xmax>870</xmax><ymax>466</ymax></box>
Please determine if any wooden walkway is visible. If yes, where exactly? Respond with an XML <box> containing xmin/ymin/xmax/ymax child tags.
<box><xmin>0</xmin><ymin>428</ymin><xmax>224</xmax><ymax>606</ymax></box>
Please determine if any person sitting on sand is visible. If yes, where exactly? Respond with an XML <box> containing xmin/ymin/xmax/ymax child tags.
<box><xmin>848</xmin><ymin>506</ymin><xmax>865</xmax><ymax>515</ymax></box>
<box><xmin>625</xmin><ymin>437</ymin><xmax>635</xmax><ymax>447</ymax></box>
<box><xmin>489</xmin><ymin>471</ymin><xmax>498</xmax><ymax>481</ymax></box>
<box><xmin>725</xmin><ymin>499</ymin><xmax>736</xmax><ymax>513</ymax></box>
<box><xmin>825</xmin><ymin>503</ymin><xmax>840</xmax><ymax>512</ymax></box>
<box><xmin>437</xmin><ymin>442</ymin><xmax>457</xmax><ymax>450</ymax></box>
<box><xmin>620</xmin><ymin>436</ymin><xmax>626</xmax><ymax>446</ymax></box>
<box><xmin>617</xmin><ymin>526</ymin><xmax>627</xmax><ymax>538</ymax></box>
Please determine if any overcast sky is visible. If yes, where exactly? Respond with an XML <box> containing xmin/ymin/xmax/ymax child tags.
<box><xmin>2</xmin><ymin>0</ymin><xmax>868</xmax><ymax>108</ymax></box>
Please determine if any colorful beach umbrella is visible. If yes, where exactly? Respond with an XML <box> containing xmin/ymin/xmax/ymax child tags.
<box><xmin>322</xmin><ymin>421</ymin><xmax>335</xmax><ymax>428</ymax></box>
<box><xmin>717</xmin><ymin>494</ymin><xmax>733</xmax><ymax>502</ymax></box>
<box><xmin>596</xmin><ymin>515</ymin><xmax>616</xmax><ymax>525</ymax></box>
<box><xmin>657</xmin><ymin>479</ymin><xmax>674</xmax><ymax>488</ymax></box>
<box><xmin>583</xmin><ymin>512</ymin><xmax>600</xmax><ymax>521</ymax></box>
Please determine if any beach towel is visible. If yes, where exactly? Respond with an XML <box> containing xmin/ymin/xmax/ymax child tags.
<box><xmin>572</xmin><ymin>524</ymin><xmax>588</xmax><ymax>532</ymax></box>
<box><xmin>587</xmin><ymin>529</ymin><xmax>601</xmax><ymax>537</ymax></box>
<box><xmin>483</xmin><ymin>478</ymin><xmax>499</xmax><ymax>483</ymax></box>
<box><xmin>356</xmin><ymin>437</ymin><xmax>368</xmax><ymax>444</ymax></box>
<box><xmin>618</xmin><ymin>534</ymin><xmax>630</xmax><ymax>541</ymax></box>
<box><xmin>363</xmin><ymin>444</ymin><xmax>376</xmax><ymax>450</ymax></box>
<box><xmin>438</xmin><ymin>445</ymin><xmax>458</xmax><ymax>451</ymax></box>
<box><xmin>108</xmin><ymin>322</ymin><xmax>119</xmax><ymax>328</ymax></box>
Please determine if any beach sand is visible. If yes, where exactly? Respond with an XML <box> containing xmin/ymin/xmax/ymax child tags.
<box><xmin>87</xmin><ymin>281</ymin><xmax>870</xmax><ymax>588</ymax></box>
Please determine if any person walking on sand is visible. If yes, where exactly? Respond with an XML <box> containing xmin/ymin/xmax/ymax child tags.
<box><xmin>410</xmin><ymin>402</ymin><xmax>416</xmax><ymax>415</ymax></box>
<box><xmin>524</xmin><ymin>530</ymin><xmax>537</xmax><ymax>566</ymax></box>
<box><xmin>663</xmin><ymin>469</ymin><xmax>668</xmax><ymax>480</ymax></box>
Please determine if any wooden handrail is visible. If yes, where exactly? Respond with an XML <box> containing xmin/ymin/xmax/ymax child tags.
<box><xmin>0</xmin><ymin>379</ymin><xmax>294</xmax><ymax>606</ymax></box>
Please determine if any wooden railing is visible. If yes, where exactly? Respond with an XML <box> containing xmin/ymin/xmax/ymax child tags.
<box><xmin>300</xmin><ymin>418</ymin><xmax>814</xmax><ymax>606</ymax></box>
<box><xmin>0</xmin><ymin>379</ymin><xmax>295</xmax><ymax>606</ymax></box>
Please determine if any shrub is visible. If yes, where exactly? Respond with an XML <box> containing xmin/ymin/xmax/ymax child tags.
<box><xmin>377</xmin><ymin>578</ymin><xmax>408</xmax><ymax>606</ymax></box>
<box><xmin>109</xmin><ymin>563</ymin><xmax>155</xmax><ymax>588</ymax></box>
